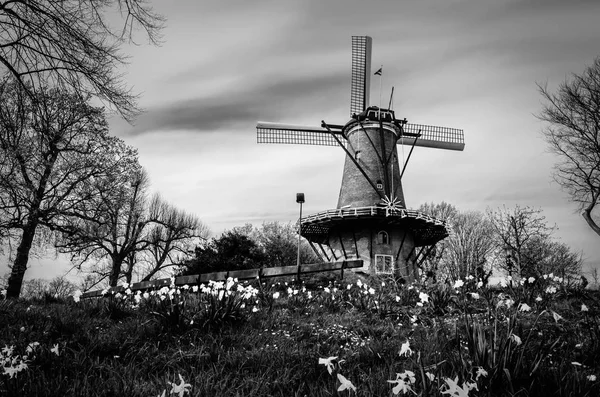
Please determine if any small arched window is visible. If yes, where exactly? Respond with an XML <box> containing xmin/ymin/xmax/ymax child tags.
<box><xmin>376</xmin><ymin>180</ymin><xmax>383</xmax><ymax>190</ymax></box>
<box><xmin>377</xmin><ymin>230</ymin><xmax>389</xmax><ymax>245</ymax></box>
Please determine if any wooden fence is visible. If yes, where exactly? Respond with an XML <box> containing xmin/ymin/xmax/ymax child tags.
<box><xmin>81</xmin><ymin>259</ymin><xmax>363</xmax><ymax>298</ymax></box>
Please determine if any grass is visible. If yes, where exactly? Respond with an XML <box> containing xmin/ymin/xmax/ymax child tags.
<box><xmin>1</xmin><ymin>273</ymin><xmax>599</xmax><ymax>396</ymax></box>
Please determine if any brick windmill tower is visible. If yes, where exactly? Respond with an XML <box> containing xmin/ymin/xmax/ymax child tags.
<box><xmin>257</xmin><ymin>36</ymin><xmax>465</xmax><ymax>280</ymax></box>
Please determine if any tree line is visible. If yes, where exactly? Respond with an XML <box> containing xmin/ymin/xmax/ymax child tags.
<box><xmin>416</xmin><ymin>203</ymin><xmax>585</xmax><ymax>287</ymax></box>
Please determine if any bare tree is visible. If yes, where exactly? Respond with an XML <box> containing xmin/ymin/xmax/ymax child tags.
<box><xmin>57</xmin><ymin>170</ymin><xmax>208</xmax><ymax>285</ymax></box>
<box><xmin>0</xmin><ymin>78</ymin><xmax>138</xmax><ymax>298</ymax></box>
<box><xmin>0</xmin><ymin>0</ymin><xmax>164</xmax><ymax>121</ymax></box>
<box><xmin>538</xmin><ymin>58</ymin><xmax>600</xmax><ymax>237</ymax></box>
<box><xmin>487</xmin><ymin>205</ymin><xmax>555</xmax><ymax>278</ymax></box>
<box><xmin>20</xmin><ymin>278</ymin><xmax>49</xmax><ymax>299</ymax></box>
<box><xmin>47</xmin><ymin>275</ymin><xmax>77</xmax><ymax>298</ymax></box>
<box><xmin>57</xmin><ymin>169</ymin><xmax>151</xmax><ymax>286</ymax></box>
<box><xmin>417</xmin><ymin>202</ymin><xmax>458</xmax><ymax>279</ymax></box>
<box><xmin>137</xmin><ymin>195</ymin><xmax>209</xmax><ymax>281</ymax></box>
<box><xmin>444</xmin><ymin>210</ymin><xmax>496</xmax><ymax>281</ymax></box>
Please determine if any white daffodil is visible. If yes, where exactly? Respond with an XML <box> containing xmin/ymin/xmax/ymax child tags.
<box><xmin>581</xmin><ymin>304</ymin><xmax>589</xmax><ymax>312</ymax></box>
<box><xmin>441</xmin><ymin>376</ymin><xmax>470</xmax><ymax>397</ymax></box>
<box><xmin>169</xmin><ymin>374</ymin><xmax>191</xmax><ymax>397</ymax></box>
<box><xmin>388</xmin><ymin>375</ymin><xmax>413</xmax><ymax>395</ymax></box>
<box><xmin>318</xmin><ymin>356</ymin><xmax>337</xmax><ymax>375</ymax></box>
<box><xmin>337</xmin><ymin>373</ymin><xmax>356</xmax><ymax>392</ymax></box>
<box><xmin>476</xmin><ymin>367</ymin><xmax>488</xmax><ymax>380</ymax></box>
<box><xmin>419</xmin><ymin>292</ymin><xmax>429</xmax><ymax>303</ymax></box>
<box><xmin>50</xmin><ymin>344</ymin><xmax>60</xmax><ymax>356</ymax></box>
<box><xmin>510</xmin><ymin>334</ymin><xmax>522</xmax><ymax>346</ymax></box>
<box><xmin>519</xmin><ymin>303</ymin><xmax>531</xmax><ymax>312</ymax></box>
<box><xmin>453</xmin><ymin>279</ymin><xmax>464</xmax><ymax>289</ymax></box>
<box><xmin>399</xmin><ymin>340</ymin><xmax>413</xmax><ymax>357</ymax></box>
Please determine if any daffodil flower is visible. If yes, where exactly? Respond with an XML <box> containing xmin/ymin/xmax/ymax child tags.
<box><xmin>337</xmin><ymin>373</ymin><xmax>356</xmax><ymax>392</ymax></box>
<box><xmin>475</xmin><ymin>366</ymin><xmax>487</xmax><ymax>380</ymax></box>
<box><xmin>318</xmin><ymin>356</ymin><xmax>337</xmax><ymax>375</ymax></box>
<box><xmin>399</xmin><ymin>340</ymin><xmax>412</xmax><ymax>357</ymax></box>
<box><xmin>441</xmin><ymin>376</ymin><xmax>470</xmax><ymax>397</ymax></box>
<box><xmin>169</xmin><ymin>374</ymin><xmax>191</xmax><ymax>397</ymax></box>
<box><xmin>581</xmin><ymin>304</ymin><xmax>589</xmax><ymax>312</ymax></box>
<box><xmin>519</xmin><ymin>303</ymin><xmax>531</xmax><ymax>312</ymax></box>
<box><xmin>510</xmin><ymin>334</ymin><xmax>522</xmax><ymax>346</ymax></box>
<box><xmin>50</xmin><ymin>344</ymin><xmax>60</xmax><ymax>356</ymax></box>
<box><xmin>388</xmin><ymin>375</ymin><xmax>413</xmax><ymax>395</ymax></box>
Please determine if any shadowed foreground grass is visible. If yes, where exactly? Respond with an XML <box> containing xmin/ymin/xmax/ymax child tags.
<box><xmin>1</xmin><ymin>273</ymin><xmax>599</xmax><ymax>396</ymax></box>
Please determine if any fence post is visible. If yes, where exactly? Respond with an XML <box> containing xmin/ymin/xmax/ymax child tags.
<box><xmin>340</xmin><ymin>260</ymin><xmax>346</xmax><ymax>280</ymax></box>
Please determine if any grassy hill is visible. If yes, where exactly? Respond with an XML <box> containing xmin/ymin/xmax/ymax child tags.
<box><xmin>1</xmin><ymin>273</ymin><xmax>599</xmax><ymax>396</ymax></box>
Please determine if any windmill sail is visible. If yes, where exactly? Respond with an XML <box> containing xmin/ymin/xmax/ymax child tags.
<box><xmin>399</xmin><ymin>123</ymin><xmax>465</xmax><ymax>151</ymax></box>
<box><xmin>257</xmin><ymin>122</ymin><xmax>344</xmax><ymax>146</ymax></box>
<box><xmin>350</xmin><ymin>36</ymin><xmax>372</xmax><ymax>116</ymax></box>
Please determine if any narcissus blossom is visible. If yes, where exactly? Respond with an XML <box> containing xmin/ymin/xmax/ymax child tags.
<box><xmin>337</xmin><ymin>373</ymin><xmax>356</xmax><ymax>392</ymax></box>
<box><xmin>169</xmin><ymin>374</ymin><xmax>191</xmax><ymax>397</ymax></box>
<box><xmin>318</xmin><ymin>356</ymin><xmax>337</xmax><ymax>375</ymax></box>
<box><xmin>399</xmin><ymin>340</ymin><xmax>413</xmax><ymax>357</ymax></box>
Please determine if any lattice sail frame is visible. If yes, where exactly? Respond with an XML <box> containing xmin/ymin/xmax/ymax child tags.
<box><xmin>350</xmin><ymin>36</ymin><xmax>372</xmax><ymax>116</ymax></box>
<box><xmin>257</xmin><ymin>121</ymin><xmax>464</xmax><ymax>150</ymax></box>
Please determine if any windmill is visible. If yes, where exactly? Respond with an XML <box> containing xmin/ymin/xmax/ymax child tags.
<box><xmin>256</xmin><ymin>36</ymin><xmax>465</xmax><ymax>280</ymax></box>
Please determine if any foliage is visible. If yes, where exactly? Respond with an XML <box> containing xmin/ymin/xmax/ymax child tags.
<box><xmin>0</xmin><ymin>0</ymin><xmax>164</xmax><ymax>121</ymax></box>
<box><xmin>178</xmin><ymin>221</ymin><xmax>318</xmax><ymax>275</ymax></box>
<box><xmin>179</xmin><ymin>230</ymin><xmax>267</xmax><ymax>275</ymax></box>
<box><xmin>537</xmin><ymin>58</ymin><xmax>600</xmax><ymax>238</ymax></box>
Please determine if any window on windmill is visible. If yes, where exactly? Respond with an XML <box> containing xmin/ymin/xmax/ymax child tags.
<box><xmin>377</xmin><ymin>231</ymin><xmax>389</xmax><ymax>244</ymax></box>
<box><xmin>375</xmin><ymin>254</ymin><xmax>394</xmax><ymax>274</ymax></box>
<box><xmin>376</xmin><ymin>180</ymin><xmax>383</xmax><ymax>190</ymax></box>
<box><xmin>355</xmin><ymin>150</ymin><xmax>361</xmax><ymax>160</ymax></box>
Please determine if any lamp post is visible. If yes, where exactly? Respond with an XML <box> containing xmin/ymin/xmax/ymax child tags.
<box><xmin>296</xmin><ymin>193</ymin><xmax>305</xmax><ymax>281</ymax></box>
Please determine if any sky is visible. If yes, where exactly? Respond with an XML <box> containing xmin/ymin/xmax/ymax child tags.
<box><xmin>3</xmin><ymin>0</ymin><xmax>600</xmax><ymax>283</ymax></box>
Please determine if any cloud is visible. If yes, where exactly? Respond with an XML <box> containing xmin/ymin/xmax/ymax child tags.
<box><xmin>123</xmin><ymin>69</ymin><xmax>349</xmax><ymax>136</ymax></box>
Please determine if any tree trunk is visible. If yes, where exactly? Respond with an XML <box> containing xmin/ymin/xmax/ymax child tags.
<box><xmin>583</xmin><ymin>204</ymin><xmax>600</xmax><ymax>237</ymax></box>
<box><xmin>109</xmin><ymin>254</ymin><xmax>125</xmax><ymax>287</ymax></box>
<box><xmin>6</xmin><ymin>223</ymin><xmax>39</xmax><ymax>299</ymax></box>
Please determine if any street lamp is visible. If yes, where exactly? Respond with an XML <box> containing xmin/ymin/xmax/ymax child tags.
<box><xmin>296</xmin><ymin>193</ymin><xmax>305</xmax><ymax>281</ymax></box>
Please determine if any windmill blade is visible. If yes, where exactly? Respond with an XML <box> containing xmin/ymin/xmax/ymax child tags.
<box><xmin>257</xmin><ymin>122</ymin><xmax>345</xmax><ymax>146</ymax></box>
<box><xmin>350</xmin><ymin>36</ymin><xmax>372</xmax><ymax>116</ymax></box>
<box><xmin>398</xmin><ymin>123</ymin><xmax>465</xmax><ymax>151</ymax></box>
